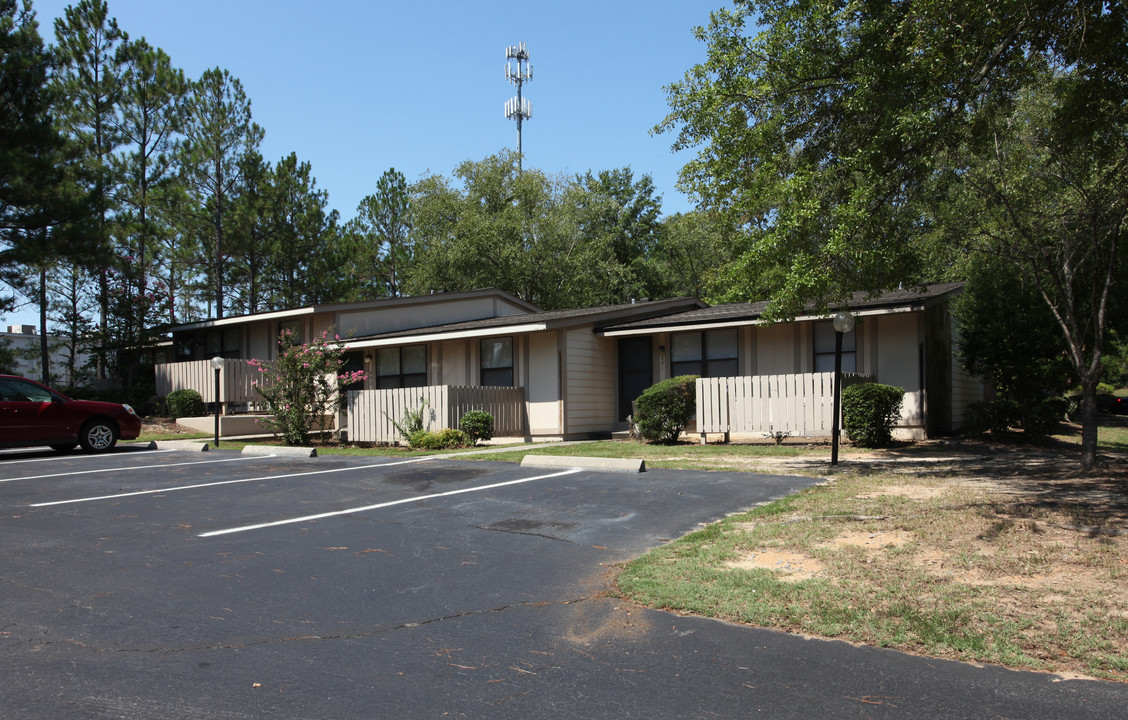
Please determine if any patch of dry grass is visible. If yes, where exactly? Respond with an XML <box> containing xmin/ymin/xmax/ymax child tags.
<box><xmin>617</xmin><ymin>463</ymin><xmax>1128</xmax><ymax>681</ymax></box>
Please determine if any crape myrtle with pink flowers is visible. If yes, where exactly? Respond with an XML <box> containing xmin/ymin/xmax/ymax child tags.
<box><xmin>247</xmin><ymin>328</ymin><xmax>367</xmax><ymax>446</ymax></box>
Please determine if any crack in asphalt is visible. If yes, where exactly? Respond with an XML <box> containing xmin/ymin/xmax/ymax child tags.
<box><xmin>473</xmin><ymin>524</ymin><xmax>576</xmax><ymax>543</ymax></box>
<box><xmin>4</xmin><ymin>596</ymin><xmax>593</xmax><ymax>654</ymax></box>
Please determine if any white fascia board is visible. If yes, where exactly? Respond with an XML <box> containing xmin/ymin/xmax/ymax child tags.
<box><xmin>598</xmin><ymin>306</ymin><xmax>921</xmax><ymax>337</ymax></box>
<box><xmin>346</xmin><ymin>323</ymin><xmax>549</xmax><ymax>349</ymax></box>
<box><xmin>173</xmin><ymin>307</ymin><xmax>316</xmax><ymax>332</ymax></box>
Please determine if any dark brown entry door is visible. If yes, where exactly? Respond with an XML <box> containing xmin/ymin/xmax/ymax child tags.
<box><xmin>617</xmin><ymin>337</ymin><xmax>652</xmax><ymax>422</ymax></box>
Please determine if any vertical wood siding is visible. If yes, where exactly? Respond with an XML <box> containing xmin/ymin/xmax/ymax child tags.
<box><xmin>155</xmin><ymin>359</ymin><xmax>274</xmax><ymax>410</ymax></box>
<box><xmin>697</xmin><ymin>373</ymin><xmax>871</xmax><ymax>437</ymax></box>
<box><xmin>347</xmin><ymin>386</ymin><xmax>527</xmax><ymax>443</ymax></box>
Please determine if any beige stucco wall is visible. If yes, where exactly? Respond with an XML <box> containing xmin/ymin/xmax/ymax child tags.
<box><xmin>950</xmin><ymin>324</ymin><xmax>985</xmax><ymax>430</ymax></box>
<box><xmin>440</xmin><ymin>340</ymin><xmax>470</xmax><ymax>386</ymax></box>
<box><xmin>874</xmin><ymin>313</ymin><xmax>925</xmax><ymax>435</ymax></box>
<box><xmin>338</xmin><ymin>296</ymin><xmax>527</xmax><ymax>338</ymax></box>
<box><xmin>755</xmin><ymin>323</ymin><xmax>801</xmax><ymax>375</ymax></box>
<box><xmin>527</xmin><ymin>332</ymin><xmax>561</xmax><ymax>434</ymax></box>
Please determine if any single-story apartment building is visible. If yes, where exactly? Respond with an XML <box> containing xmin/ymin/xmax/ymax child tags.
<box><xmin>155</xmin><ymin>283</ymin><xmax>984</xmax><ymax>442</ymax></box>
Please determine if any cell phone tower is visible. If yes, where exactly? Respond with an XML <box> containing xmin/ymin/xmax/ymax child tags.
<box><xmin>504</xmin><ymin>42</ymin><xmax>532</xmax><ymax>171</ymax></box>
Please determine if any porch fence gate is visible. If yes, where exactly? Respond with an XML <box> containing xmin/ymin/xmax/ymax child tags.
<box><xmin>696</xmin><ymin>372</ymin><xmax>871</xmax><ymax>442</ymax></box>
<box><xmin>347</xmin><ymin>386</ymin><xmax>527</xmax><ymax>444</ymax></box>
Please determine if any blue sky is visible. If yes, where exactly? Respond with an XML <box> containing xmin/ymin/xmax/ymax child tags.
<box><xmin>5</xmin><ymin>0</ymin><xmax>720</xmax><ymax>329</ymax></box>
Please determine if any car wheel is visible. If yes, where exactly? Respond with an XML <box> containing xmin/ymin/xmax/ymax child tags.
<box><xmin>79</xmin><ymin>419</ymin><xmax>118</xmax><ymax>453</ymax></box>
<box><xmin>50</xmin><ymin>442</ymin><xmax>78</xmax><ymax>452</ymax></box>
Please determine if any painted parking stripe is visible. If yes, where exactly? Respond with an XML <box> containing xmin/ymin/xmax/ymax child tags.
<box><xmin>29</xmin><ymin>456</ymin><xmax>434</xmax><ymax>507</ymax></box>
<box><xmin>0</xmin><ymin>449</ymin><xmax>176</xmax><ymax>465</ymax></box>
<box><xmin>5</xmin><ymin>454</ymin><xmax>277</xmax><ymax>483</ymax></box>
<box><xmin>199</xmin><ymin>467</ymin><xmax>584</xmax><ymax>538</ymax></box>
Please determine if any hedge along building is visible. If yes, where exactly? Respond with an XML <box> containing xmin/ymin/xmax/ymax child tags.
<box><xmin>155</xmin><ymin>283</ymin><xmax>981</xmax><ymax>442</ymax></box>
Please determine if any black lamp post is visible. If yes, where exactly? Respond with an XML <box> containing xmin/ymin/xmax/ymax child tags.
<box><xmin>830</xmin><ymin>310</ymin><xmax>855</xmax><ymax>466</ymax></box>
<box><xmin>211</xmin><ymin>356</ymin><xmax>223</xmax><ymax>448</ymax></box>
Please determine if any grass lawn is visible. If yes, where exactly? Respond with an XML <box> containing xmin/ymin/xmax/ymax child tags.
<box><xmin>613</xmin><ymin>419</ymin><xmax>1128</xmax><ymax>682</ymax></box>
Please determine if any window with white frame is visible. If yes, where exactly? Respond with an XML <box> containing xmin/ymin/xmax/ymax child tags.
<box><xmin>813</xmin><ymin>321</ymin><xmax>856</xmax><ymax>373</ymax></box>
<box><xmin>670</xmin><ymin>329</ymin><xmax>739</xmax><ymax>378</ymax></box>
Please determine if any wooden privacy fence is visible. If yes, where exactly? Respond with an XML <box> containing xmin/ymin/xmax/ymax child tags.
<box><xmin>155</xmin><ymin>359</ymin><xmax>275</xmax><ymax>411</ymax></box>
<box><xmin>696</xmin><ymin>373</ymin><xmax>871</xmax><ymax>442</ymax></box>
<box><xmin>347</xmin><ymin>385</ymin><xmax>527</xmax><ymax>443</ymax></box>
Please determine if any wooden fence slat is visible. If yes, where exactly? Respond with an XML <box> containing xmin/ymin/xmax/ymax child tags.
<box><xmin>347</xmin><ymin>385</ymin><xmax>526</xmax><ymax>443</ymax></box>
<box><xmin>694</xmin><ymin>372</ymin><xmax>871</xmax><ymax>437</ymax></box>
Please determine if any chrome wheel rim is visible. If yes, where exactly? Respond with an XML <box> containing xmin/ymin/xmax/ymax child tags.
<box><xmin>87</xmin><ymin>425</ymin><xmax>113</xmax><ymax>450</ymax></box>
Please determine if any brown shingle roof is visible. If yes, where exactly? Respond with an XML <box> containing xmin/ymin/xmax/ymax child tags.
<box><xmin>598</xmin><ymin>283</ymin><xmax>964</xmax><ymax>332</ymax></box>
<box><xmin>352</xmin><ymin>297</ymin><xmax>706</xmax><ymax>341</ymax></box>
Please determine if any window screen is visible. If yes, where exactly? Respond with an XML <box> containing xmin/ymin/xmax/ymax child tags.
<box><xmin>671</xmin><ymin>329</ymin><xmax>739</xmax><ymax>378</ymax></box>
<box><xmin>813</xmin><ymin>321</ymin><xmax>857</xmax><ymax>373</ymax></box>
<box><xmin>480</xmin><ymin>337</ymin><xmax>514</xmax><ymax>387</ymax></box>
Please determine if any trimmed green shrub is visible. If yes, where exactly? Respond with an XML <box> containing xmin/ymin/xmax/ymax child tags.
<box><xmin>408</xmin><ymin>428</ymin><xmax>470</xmax><ymax>450</ymax></box>
<box><xmin>459</xmin><ymin>410</ymin><xmax>494</xmax><ymax>444</ymax></box>
<box><xmin>965</xmin><ymin>398</ymin><xmax>1019</xmax><ymax>435</ymax></box>
<box><xmin>842</xmin><ymin>383</ymin><xmax>904</xmax><ymax>448</ymax></box>
<box><xmin>166</xmin><ymin>389</ymin><xmax>205</xmax><ymax>418</ymax></box>
<box><xmin>635</xmin><ymin>375</ymin><xmax>698</xmax><ymax>445</ymax></box>
<box><xmin>1022</xmin><ymin>396</ymin><xmax>1069</xmax><ymax>436</ymax></box>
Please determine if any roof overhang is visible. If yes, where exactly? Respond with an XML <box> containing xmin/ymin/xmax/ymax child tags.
<box><xmin>346</xmin><ymin>323</ymin><xmax>550</xmax><ymax>349</ymax></box>
<box><xmin>171</xmin><ymin>307</ymin><xmax>316</xmax><ymax>332</ymax></box>
<box><xmin>597</xmin><ymin>304</ymin><xmax>927</xmax><ymax>337</ymax></box>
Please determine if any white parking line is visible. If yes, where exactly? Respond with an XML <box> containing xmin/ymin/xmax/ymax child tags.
<box><xmin>0</xmin><ymin>449</ymin><xmax>176</xmax><ymax>466</ymax></box>
<box><xmin>5</xmin><ymin>454</ymin><xmax>276</xmax><ymax>483</ymax></box>
<box><xmin>29</xmin><ymin>457</ymin><xmax>435</xmax><ymax>507</ymax></box>
<box><xmin>198</xmin><ymin>467</ymin><xmax>584</xmax><ymax>538</ymax></box>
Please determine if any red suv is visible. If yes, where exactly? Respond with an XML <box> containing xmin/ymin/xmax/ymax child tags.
<box><xmin>0</xmin><ymin>375</ymin><xmax>142</xmax><ymax>453</ymax></box>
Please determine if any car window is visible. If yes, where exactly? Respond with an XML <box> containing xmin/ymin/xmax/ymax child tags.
<box><xmin>0</xmin><ymin>378</ymin><xmax>54</xmax><ymax>402</ymax></box>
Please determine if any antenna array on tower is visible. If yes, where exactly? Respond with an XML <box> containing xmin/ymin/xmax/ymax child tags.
<box><xmin>503</xmin><ymin>42</ymin><xmax>532</xmax><ymax>168</ymax></box>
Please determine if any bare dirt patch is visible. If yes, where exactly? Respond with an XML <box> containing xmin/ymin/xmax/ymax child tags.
<box><xmin>726</xmin><ymin>550</ymin><xmax>825</xmax><ymax>581</ymax></box>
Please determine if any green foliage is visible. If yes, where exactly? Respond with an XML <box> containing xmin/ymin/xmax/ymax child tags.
<box><xmin>459</xmin><ymin>410</ymin><xmax>494</xmax><ymax>444</ymax></box>
<box><xmin>386</xmin><ymin>397</ymin><xmax>434</xmax><ymax>443</ymax></box>
<box><xmin>842</xmin><ymin>383</ymin><xmax>904</xmax><ymax>448</ymax></box>
<box><xmin>408</xmin><ymin>427</ymin><xmax>470</xmax><ymax>450</ymax></box>
<box><xmin>347</xmin><ymin>167</ymin><xmax>413</xmax><ymax>299</ymax></box>
<box><xmin>635</xmin><ymin>375</ymin><xmax>698</xmax><ymax>445</ymax></box>
<box><xmin>0</xmin><ymin>337</ymin><xmax>15</xmax><ymax>373</ymax></box>
<box><xmin>405</xmin><ymin>152</ymin><xmax>672</xmax><ymax>310</ymax></box>
<box><xmin>166</xmin><ymin>388</ymin><xmax>204</xmax><ymax>418</ymax></box>
<box><xmin>955</xmin><ymin>260</ymin><xmax>1074</xmax><ymax>404</ymax></box>
<box><xmin>964</xmin><ymin>399</ymin><xmax>1020</xmax><ymax>436</ymax></box>
<box><xmin>658</xmin><ymin>0</ymin><xmax>1128</xmax><ymax>469</ymax></box>
<box><xmin>177</xmin><ymin>66</ymin><xmax>264</xmax><ymax>319</ymax></box>
<box><xmin>250</xmin><ymin>328</ymin><xmax>367</xmax><ymax>446</ymax></box>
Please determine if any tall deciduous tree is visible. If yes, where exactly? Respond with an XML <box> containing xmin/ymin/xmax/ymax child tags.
<box><xmin>407</xmin><ymin>152</ymin><xmax>653</xmax><ymax>310</ymax></box>
<box><xmin>573</xmin><ymin>167</ymin><xmax>662</xmax><ymax>299</ymax></box>
<box><xmin>177</xmin><ymin>67</ymin><xmax>262</xmax><ymax>319</ymax></box>
<box><xmin>657</xmin><ymin>1</ymin><xmax>1128</xmax><ymax>469</ymax></box>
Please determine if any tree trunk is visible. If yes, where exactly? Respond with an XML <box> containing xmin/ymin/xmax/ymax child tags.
<box><xmin>38</xmin><ymin>266</ymin><xmax>50</xmax><ymax>386</ymax></box>
<box><xmin>1079</xmin><ymin>375</ymin><xmax>1099</xmax><ymax>471</ymax></box>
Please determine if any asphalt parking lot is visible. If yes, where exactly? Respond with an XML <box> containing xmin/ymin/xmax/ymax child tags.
<box><xmin>2</xmin><ymin>445</ymin><xmax>1126</xmax><ymax>719</ymax></box>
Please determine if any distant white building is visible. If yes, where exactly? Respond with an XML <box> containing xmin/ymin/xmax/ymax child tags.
<box><xmin>0</xmin><ymin>325</ymin><xmax>93</xmax><ymax>385</ymax></box>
